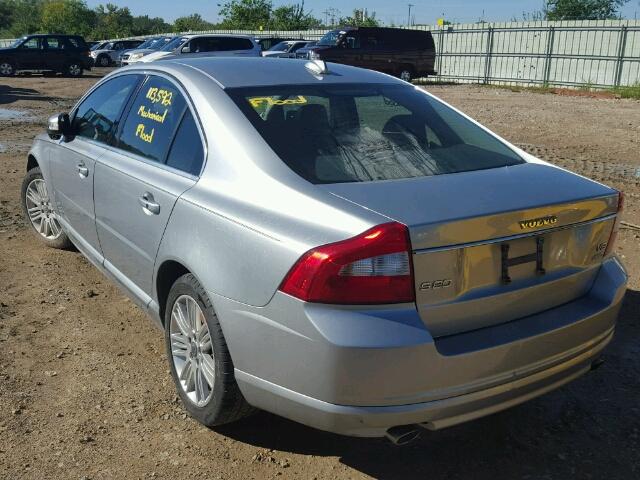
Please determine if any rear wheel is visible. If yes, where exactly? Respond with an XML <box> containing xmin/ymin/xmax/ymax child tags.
<box><xmin>399</xmin><ymin>66</ymin><xmax>414</xmax><ymax>83</ymax></box>
<box><xmin>165</xmin><ymin>274</ymin><xmax>254</xmax><ymax>426</ymax></box>
<box><xmin>65</xmin><ymin>62</ymin><xmax>83</xmax><ymax>77</ymax></box>
<box><xmin>20</xmin><ymin>167</ymin><xmax>72</xmax><ymax>249</ymax></box>
<box><xmin>97</xmin><ymin>55</ymin><xmax>110</xmax><ymax>67</ymax></box>
<box><xmin>0</xmin><ymin>60</ymin><xmax>15</xmax><ymax>76</ymax></box>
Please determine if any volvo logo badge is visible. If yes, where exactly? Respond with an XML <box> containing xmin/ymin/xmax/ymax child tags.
<box><xmin>518</xmin><ymin>215</ymin><xmax>558</xmax><ymax>230</ymax></box>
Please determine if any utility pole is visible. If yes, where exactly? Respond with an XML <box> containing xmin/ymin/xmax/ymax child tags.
<box><xmin>407</xmin><ymin>3</ymin><xmax>414</xmax><ymax>27</ymax></box>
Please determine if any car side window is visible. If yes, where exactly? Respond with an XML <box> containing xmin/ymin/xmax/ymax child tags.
<box><xmin>165</xmin><ymin>110</ymin><xmax>204</xmax><ymax>175</ymax></box>
<box><xmin>21</xmin><ymin>38</ymin><xmax>42</xmax><ymax>50</ymax></box>
<box><xmin>73</xmin><ymin>75</ymin><xmax>141</xmax><ymax>144</ymax></box>
<box><xmin>45</xmin><ymin>37</ymin><xmax>63</xmax><ymax>50</ymax></box>
<box><xmin>116</xmin><ymin>75</ymin><xmax>187</xmax><ymax>163</ymax></box>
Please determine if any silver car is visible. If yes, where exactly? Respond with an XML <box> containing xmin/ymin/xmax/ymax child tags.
<box><xmin>21</xmin><ymin>58</ymin><xmax>627</xmax><ymax>443</ymax></box>
<box><xmin>91</xmin><ymin>39</ymin><xmax>144</xmax><ymax>67</ymax></box>
<box><xmin>138</xmin><ymin>34</ymin><xmax>261</xmax><ymax>63</ymax></box>
<box><xmin>119</xmin><ymin>36</ymin><xmax>174</xmax><ymax>66</ymax></box>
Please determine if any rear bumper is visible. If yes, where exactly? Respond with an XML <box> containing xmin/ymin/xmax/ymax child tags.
<box><xmin>215</xmin><ymin>257</ymin><xmax>627</xmax><ymax>437</ymax></box>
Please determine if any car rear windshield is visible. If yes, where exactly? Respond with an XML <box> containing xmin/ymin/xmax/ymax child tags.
<box><xmin>227</xmin><ymin>84</ymin><xmax>524</xmax><ymax>184</ymax></box>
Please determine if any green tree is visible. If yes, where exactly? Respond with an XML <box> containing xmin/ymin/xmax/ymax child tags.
<box><xmin>4</xmin><ymin>0</ymin><xmax>44</xmax><ymax>36</ymax></box>
<box><xmin>40</xmin><ymin>0</ymin><xmax>96</xmax><ymax>37</ymax></box>
<box><xmin>544</xmin><ymin>0</ymin><xmax>628</xmax><ymax>20</ymax></box>
<box><xmin>93</xmin><ymin>3</ymin><xmax>134</xmax><ymax>39</ymax></box>
<box><xmin>132</xmin><ymin>15</ymin><xmax>171</xmax><ymax>35</ymax></box>
<box><xmin>173</xmin><ymin>13</ymin><xmax>215</xmax><ymax>32</ymax></box>
<box><xmin>218</xmin><ymin>0</ymin><xmax>271</xmax><ymax>29</ymax></box>
<box><xmin>270</xmin><ymin>2</ymin><xmax>321</xmax><ymax>30</ymax></box>
<box><xmin>339</xmin><ymin>8</ymin><xmax>380</xmax><ymax>27</ymax></box>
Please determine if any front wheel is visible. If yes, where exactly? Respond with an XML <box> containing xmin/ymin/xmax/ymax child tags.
<box><xmin>0</xmin><ymin>60</ymin><xmax>15</xmax><ymax>76</ymax></box>
<box><xmin>165</xmin><ymin>274</ymin><xmax>254</xmax><ymax>426</ymax></box>
<box><xmin>21</xmin><ymin>167</ymin><xmax>72</xmax><ymax>249</ymax></box>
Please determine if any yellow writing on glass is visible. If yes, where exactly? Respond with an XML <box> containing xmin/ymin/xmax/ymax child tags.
<box><xmin>249</xmin><ymin>95</ymin><xmax>307</xmax><ymax>108</ymax></box>
<box><xmin>138</xmin><ymin>105</ymin><xmax>168</xmax><ymax>123</ymax></box>
<box><xmin>146</xmin><ymin>87</ymin><xmax>173</xmax><ymax>106</ymax></box>
<box><xmin>135</xmin><ymin>123</ymin><xmax>155</xmax><ymax>143</ymax></box>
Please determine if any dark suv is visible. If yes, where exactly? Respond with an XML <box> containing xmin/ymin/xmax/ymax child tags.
<box><xmin>0</xmin><ymin>34</ymin><xmax>91</xmax><ymax>77</ymax></box>
<box><xmin>306</xmin><ymin>27</ymin><xmax>436</xmax><ymax>82</ymax></box>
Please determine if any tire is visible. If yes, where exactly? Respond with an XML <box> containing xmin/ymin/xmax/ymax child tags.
<box><xmin>65</xmin><ymin>62</ymin><xmax>83</xmax><ymax>77</ymax></box>
<box><xmin>21</xmin><ymin>166</ymin><xmax>72</xmax><ymax>249</ymax></box>
<box><xmin>0</xmin><ymin>60</ymin><xmax>15</xmax><ymax>76</ymax></box>
<box><xmin>398</xmin><ymin>66</ymin><xmax>414</xmax><ymax>83</ymax></box>
<box><xmin>165</xmin><ymin>273</ymin><xmax>254</xmax><ymax>426</ymax></box>
<box><xmin>97</xmin><ymin>55</ymin><xmax>110</xmax><ymax>67</ymax></box>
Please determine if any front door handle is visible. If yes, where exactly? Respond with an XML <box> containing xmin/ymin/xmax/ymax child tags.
<box><xmin>77</xmin><ymin>164</ymin><xmax>89</xmax><ymax>178</ymax></box>
<box><xmin>138</xmin><ymin>192</ymin><xmax>160</xmax><ymax>215</ymax></box>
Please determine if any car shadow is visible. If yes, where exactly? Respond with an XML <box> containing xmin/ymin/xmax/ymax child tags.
<box><xmin>216</xmin><ymin>288</ymin><xmax>640</xmax><ymax>479</ymax></box>
<box><xmin>0</xmin><ymin>84</ymin><xmax>55</xmax><ymax>105</ymax></box>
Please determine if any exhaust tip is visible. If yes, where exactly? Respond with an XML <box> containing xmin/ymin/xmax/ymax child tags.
<box><xmin>385</xmin><ymin>425</ymin><xmax>421</xmax><ymax>446</ymax></box>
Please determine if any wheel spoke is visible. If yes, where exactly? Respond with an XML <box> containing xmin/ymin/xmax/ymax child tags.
<box><xmin>195</xmin><ymin>366</ymin><xmax>207</xmax><ymax>403</ymax></box>
<box><xmin>26</xmin><ymin>188</ymin><xmax>41</xmax><ymax>205</ymax></box>
<box><xmin>170</xmin><ymin>333</ymin><xmax>189</xmax><ymax>357</ymax></box>
<box><xmin>200</xmin><ymin>354</ymin><xmax>216</xmax><ymax>387</ymax></box>
<box><xmin>199</xmin><ymin>330</ymin><xmax>211</xmax><ymax>352</ymax></box>
<box><xmin>173</xmin><ymin>303</ymin><xmax>191</xmax><ymax>337</ymax></box>
<box><xmin>181</xmin><ymin>360</ymin><xmax>195</xmax><ymax>392</ymax></box>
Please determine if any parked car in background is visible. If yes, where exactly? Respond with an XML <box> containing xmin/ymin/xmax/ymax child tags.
<box><xmin>90</xmin><ymin>41</ymin><xmax>108</xmax><ymax>51</ymax></box>
<box><xmin>91</xmin><ymin>39</ymin><xmax>144</xmax><ymax>67</ymax></box>
<box><xmin>307</xmin><ymin>26</ymin><xmax>436</xmax><ymax>82</ymax></box>
<box><xmin>262</xmin><ymin>40</ymin><xmax>314</xmax><ymax>58</ymax></box>
<box><xmin>87</xmin><ymin>41</ymin><xmax>101</xmax><ymax>49</ymax></box>
<box><xmin>119</xmin><ymin>36</ymin><xmax>174</xmax><ymax>66</ymax></box>
<box><xmin>255</xmin><ymin>37</ymin><xmax>294</xmax><ymax>51</ymax></box>
<box><xmin>138</xmin><ymin>34</ymin><xmax>261</xmax><ymax>63</ymax></box>
<box><xmin>293</xmin><ymin>41</ymin><xmax>318</xmax><ymax>58</ymax></box>
<box><xmin>0</xmin><ymin>34</ymin><xmax>91</xmax><ymax>77</ymax></box>
<box><xmin>22</xmin><ymin>57</ymin><xmax>626</xmax><ymax>442</ymax></box>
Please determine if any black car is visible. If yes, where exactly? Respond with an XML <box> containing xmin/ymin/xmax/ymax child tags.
<box><xmin>0</xmin><ymin>34</ymin><xmax>92</xmax><ymax>77</ymax></box>
<box><xmin>306</xmin><ymin>27</ymin><xmax>436</xmax><ymax>82</ymax></box>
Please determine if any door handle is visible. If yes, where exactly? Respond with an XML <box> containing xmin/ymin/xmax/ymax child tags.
<box><xmin>77</xmin><ymin>164</ymin><xmax>89</xmax><ymax>178</ymax></box>
<box><xmin>138</xmin><ymin>192</ymin><xmax>160</xmax><ymax>215</ymax></box>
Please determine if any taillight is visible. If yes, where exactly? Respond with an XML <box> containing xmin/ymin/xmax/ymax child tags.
<box><xmin>279</xmin><ymin>222</ymin><xmax>415</xmax><ymax>304</ymax></box>
<box><xmin>604</xmin><ymin>191</ymin><xmax>624</xmax><ymax>257</ymax></box>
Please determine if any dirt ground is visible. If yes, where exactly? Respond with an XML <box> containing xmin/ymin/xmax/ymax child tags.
<box><xmin>0</xmin><ymin>69</ymin><xmax>639</xmax><ymax>480</ymax></box>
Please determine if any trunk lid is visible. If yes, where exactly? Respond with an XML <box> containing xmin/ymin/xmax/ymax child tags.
<box><xmin>321</xmin><ymin>163</ymin><xmax>619</xmax><ymax>337</ymax></box>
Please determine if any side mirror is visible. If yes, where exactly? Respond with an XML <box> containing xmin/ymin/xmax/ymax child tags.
<box><xmin>47</xmin><ymin>113</ymin><xmax>72</xmax><ymax>139</ymax></box>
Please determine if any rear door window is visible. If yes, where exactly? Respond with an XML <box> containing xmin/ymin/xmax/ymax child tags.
<box><xmin>116</xmin><ymin>75</ymin><xmax>187</xmax><ymax>163</ymax></box>
<box><xmin>73</xmin><ymin>74</ymin><xmax>142</xmax><ymax>144</ymax></box>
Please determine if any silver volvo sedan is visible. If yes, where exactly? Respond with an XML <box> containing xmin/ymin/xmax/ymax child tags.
<box><xmin>21</xmin><ymin>57</ymin><xmax>627</xmax><ymax>443</ymax></box>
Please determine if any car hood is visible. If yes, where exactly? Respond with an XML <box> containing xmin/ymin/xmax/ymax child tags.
<box><xmin>124</xmin><ymin>48</ymin><xmax>155</xmax><ymax>55</ymax></box>
<box><xmin>139</xmin><ymin>50</ymin><xmax>172</xmax><ymax>62</ymax></box>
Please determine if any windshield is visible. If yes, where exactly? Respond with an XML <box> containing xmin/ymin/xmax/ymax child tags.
<box><xmin>228</xmin><ymin>84</ymin><xmax>524</xmax><ymax>184</ymax></box>
<box><xmin>135</xmin><ymin>38</ymin><xmax>155</xmax><ymax>50</ymax></box>
<box><xmin>317</xmin><ymin>30</ymin><xmax>343</xmax><ymax>46</ymax></box>
<box><xmin>11</xmin><ymin>37</ymin><xmax>27</xmax><ymax>48</ymax></box>
<box><xmin>268</xmin><ymin>41</ymin><xmax>290</xmax><ymax>52</ymax></box>
<box><xmin>149</xmin><ymin>37</ymin><xmax>171</xmax><ymax>49</ymax></box>
<box><xmin>161</xmin><ymin>36</ymin><xmax>188</xmax><ymax>52</ymax></box>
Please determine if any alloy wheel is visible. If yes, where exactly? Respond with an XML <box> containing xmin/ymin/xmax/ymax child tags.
<box><xmin>169</xmin><ymin>295</ymin><xmax>216</xmax><ymax>407</ymax></box>
<box><xmin>68</xmin><ymin>63</ymin><xmax>82</xmax><ymax>76</ymax></box>
<box><xmin>99</xmin><ymin>56</ymin><xmax>109</xmax><ymax>67</ymax></box>
<box><xmin>24</xmin><ymin>178</ymin><xmax>62</xmax><ymax>240</ymax></box>
<box><xmin>400</xmin><ymin>70</ymin><xmax>412</xmax><ymax>82</ymax></box>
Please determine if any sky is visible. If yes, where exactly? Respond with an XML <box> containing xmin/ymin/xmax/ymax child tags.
<box><xmin>85</xmin><ymin>0</ymin><xmax>640</xmax><ymax>25</ymax></box>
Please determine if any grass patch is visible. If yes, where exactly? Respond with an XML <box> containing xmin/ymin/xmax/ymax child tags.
<box><xmin>610</xmin><ymin>83</ymin><xmax>640</xmax><ymax>99</ymax></box>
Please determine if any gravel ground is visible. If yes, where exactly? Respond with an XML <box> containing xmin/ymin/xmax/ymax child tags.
<box><xmin>0</xmin><ymin>70</ymin><xmax>639</xmax><ymax>480</ymax></box>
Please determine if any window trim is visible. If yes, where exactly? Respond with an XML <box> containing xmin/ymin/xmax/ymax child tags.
<box><xmin>108</xmin><ymin>71</ymin><xmax>207</xmax><ymax>179</ymax></box>
<box><xmin>69</xmin><ymin>73</ymin><xmax>144</xmax><ymax>149</ymax></box>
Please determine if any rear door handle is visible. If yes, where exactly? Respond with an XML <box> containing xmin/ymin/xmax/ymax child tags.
<box><xmin>77</xmin><ymin>164</ymin><xmax>89</xmax><ymax>178</ymax></box>
<box><xmin>138</xmin><ymin>192</ymin><xmax>160</xmax><ymax>215</ymax></box>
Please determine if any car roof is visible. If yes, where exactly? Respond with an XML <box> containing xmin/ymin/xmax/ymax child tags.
<box><xmin>131</xmin><ymin>57</ymin><xmax>403</xmax><ymax>89</ymax></box>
